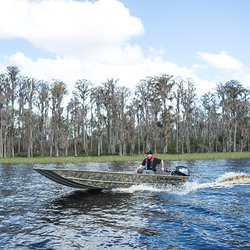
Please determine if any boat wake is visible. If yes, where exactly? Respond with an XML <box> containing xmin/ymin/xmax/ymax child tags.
<box><xmin>110</xmin><ymin>172</ymin><xmax>250</xmax><ymax>195</ymax></box>
<box><xmin>216</xmin><ymin>172</ymin><xmax>250</xmax><ymax>184</ymax></box>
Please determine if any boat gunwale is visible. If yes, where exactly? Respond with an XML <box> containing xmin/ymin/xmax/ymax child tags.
<box><xmin>34</xmin><ymin>168</ymin><xmax>188</xmax><ymax>180</ymax></box>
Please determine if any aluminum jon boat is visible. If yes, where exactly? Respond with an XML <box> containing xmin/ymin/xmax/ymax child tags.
<box><xmin>34</xmin><ymin>166</ymin><xmax>190</xmax><ymax>190</ymax></box>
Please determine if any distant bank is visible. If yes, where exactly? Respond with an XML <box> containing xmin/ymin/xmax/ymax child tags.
<box><xmin>0</xmin><ymin>152</ymin><xmax>249</xmax><ymax>165</ymax></box>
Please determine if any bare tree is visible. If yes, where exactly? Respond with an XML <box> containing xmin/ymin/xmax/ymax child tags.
<box><xmin>126</xmin><ymin>99</ymin><xmax>137</xmax><ymax>155</ymax></box>
<box><xmin>116</xmin><ymin>86</ymin><xmax>131</xmax><ymax>156</ymax></box>
<box><xmin>36</xmin><ymin>81</ymin><xmax>50</xmax><ymax>157</ymax></box>
<box><xmin>0</xmin><ymin>73</ymin><xmax>8</xmax><ymax>158</ymax></box>
<box><xmin>180</xmin><ymin>80</ymin><xmax>196</xmax><ymax>153</ymax></box>
<box><xmin>0</xmin><ymin>93</ymin><xmax>3</xmax><ymax>158</ymax></box>
<box><xmin>50</xmin><ymin>80</ymin><xmax>68</xmax><ymax>157</ymax></box>
<box><xmin>174</xmin><ymin>79</ymin><xmax>183</xmax><ymax>153</ymax></box>
<box><xmin>66</xmin><ymin>96</ymin><xmax>81</xmax><ymax>156</ymax></box>
<box><xmin>99</xmin><ymin>79</ymin><xmax>120</xmax><ymax>154</ymax></box>
<box><xmin>22</xmin><ymin>77</ymin><xmax>38</xmax><ymax>157</ymax></box>
<box><xmin>134</xmin><ymin>78</ymin><xmax>152</xmax><ymax>153</ymax></box>
<box><xmin>201</xmin><ymin>92</ymin><xmax>220</xmax><ymax>152</ymax></box>
<box><xmin>74</xmin><ymin>79</ymin><xmax>92</xmax><ymax>156</ymax></box>
<box><xmin>6</xmin><ymin>66</ymin><xmax>20</xmax><ymax>157</ymax></box>
<box><xmin>91</xmin><ymin>86</ymin><xmax>106</xmax><ymax>156</ymax></box>
<box><xmin>153</xmin><ymin>74</ymin><xmax>175</xmax><ymax>153</ymax></box>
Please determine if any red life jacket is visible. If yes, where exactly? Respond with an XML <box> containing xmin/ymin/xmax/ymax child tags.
<box><xmin>145</xmin><ymin>156</ymin><xmax>155</xmax><ymax>170</ymax></box>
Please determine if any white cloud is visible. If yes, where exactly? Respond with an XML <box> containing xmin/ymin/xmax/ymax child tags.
<box><xmin>7</xmin><ymin>47</ymin><xmax>211</xmax><ymax>95</ymax></box>
<box><xmin>0</xmin><ymin>0</ymin><xmax>143</xmax><ymax>55</ymax></box>
<box><xmin>196</xmin><ymin>51</ymin><xmax>250</xmax><ymax>91</ymax></box>
<box><xmin>197</xmin><ymin>50</ymin><xmax>243</xmax><ymax>71</ymax></box>
<box><xmin>0</xmin><ymin>0</ymin><xmax>248</xmax><ymax>98</ymax></box>
<box><xmin>0</xmin><ymin>0</ymin><xmax>146</xmax><ymax>87</ymax></box>
<box><xmin>1</xmin><ymin>0</ymin><xmax>202</xmax><ymax>90</ymax></box>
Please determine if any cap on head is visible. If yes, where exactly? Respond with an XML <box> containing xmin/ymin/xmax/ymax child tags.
<box><xmin>145</xmin><ymin>150</ymin><xmax>153</xmax><ymax>155</ymax></box>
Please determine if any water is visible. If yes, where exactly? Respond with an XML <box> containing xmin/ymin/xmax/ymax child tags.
<box><xmin>0</xmin><ymin>159</ymin><xmax>249</xmax><ymax>250</ymax></box>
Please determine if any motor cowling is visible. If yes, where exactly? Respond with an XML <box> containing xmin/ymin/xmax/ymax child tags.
<box><xmin>171</xmin><ymin>166</ymin><xmax>190</xmax><ymax>176</ymax></box>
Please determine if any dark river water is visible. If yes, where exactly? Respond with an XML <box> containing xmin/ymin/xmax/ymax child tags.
<box><xmin>0</xmin><ymin>159</ymin><xmax>250</xmax><ymax>250</ymax></box>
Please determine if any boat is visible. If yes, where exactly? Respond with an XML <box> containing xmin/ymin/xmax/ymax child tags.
<box><xmin>34</xmin><ymin>166</ymin><xmax>189</xmax><ymax>190</ymax></box>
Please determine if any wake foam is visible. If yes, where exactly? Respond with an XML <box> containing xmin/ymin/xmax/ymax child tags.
<box><xmin>216</xmin><ymin>172</ymin><xmax>250</xmax><ymax>184</ymax></box>
<box><xmin>112</xmin><ymin>184</ymin><xmax>167</xmax><ymax>194</ymax></box>
<box><xmin>110</xmin><ymin>172</ymin><xmax>250</xmax><ymax>195</ymax></box>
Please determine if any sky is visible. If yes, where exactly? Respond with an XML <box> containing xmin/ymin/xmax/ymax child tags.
<box><xmin>0</xmin><ymin>0</ymin><xmax>249</xmax><ymax>97</ymax></box>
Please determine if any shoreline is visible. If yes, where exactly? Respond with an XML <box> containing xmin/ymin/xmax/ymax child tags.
<box><xmin>0</xmin><ymin>152</ymin><xmax>249</xmax><ymax>165</ymax></box>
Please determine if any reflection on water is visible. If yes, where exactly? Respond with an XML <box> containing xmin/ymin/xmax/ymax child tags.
<box><xmin>0</xmin><ymin>159</ymin><xmax>250</xmax><ymax>249</ymax></box>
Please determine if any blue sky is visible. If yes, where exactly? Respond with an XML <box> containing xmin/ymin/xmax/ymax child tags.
<box><xmin>124</xmin><ymin>0</ymin><xmax>249</xmax><ymax>64</ymax></box>
<box><xmin>0</xmin><ymin>0</ymin><xmax>249</xmax><ymax>96</ymax></box>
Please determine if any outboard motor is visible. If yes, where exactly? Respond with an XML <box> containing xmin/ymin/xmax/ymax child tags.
<box><xmin>171</xmin><ymin>166</ymin><xmax>190</xmax><ymax>176</ymax></box>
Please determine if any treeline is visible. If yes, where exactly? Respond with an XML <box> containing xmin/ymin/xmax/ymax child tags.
<box><xmin>0</xmin><ymin>66</ymin><xmax>249</xmax><ymax>158</ymax></box>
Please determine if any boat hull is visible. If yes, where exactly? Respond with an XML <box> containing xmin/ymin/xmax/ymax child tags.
<box><xmin>34</xmin><ymin>169</ymin><xmax>188</xmax><ymax>190</ymax></box>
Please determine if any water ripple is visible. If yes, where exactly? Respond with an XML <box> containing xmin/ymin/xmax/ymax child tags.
<box><xmin>0</xmin><ymin>159</ymin><xmax>249</xmax><ymax>249</ymax></box>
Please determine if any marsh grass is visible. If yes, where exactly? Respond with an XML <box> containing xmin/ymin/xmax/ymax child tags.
<box><xmin>0</xmin><ymin>152</ymin><xmax>249</xmax><ymax>165</ymax></box>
